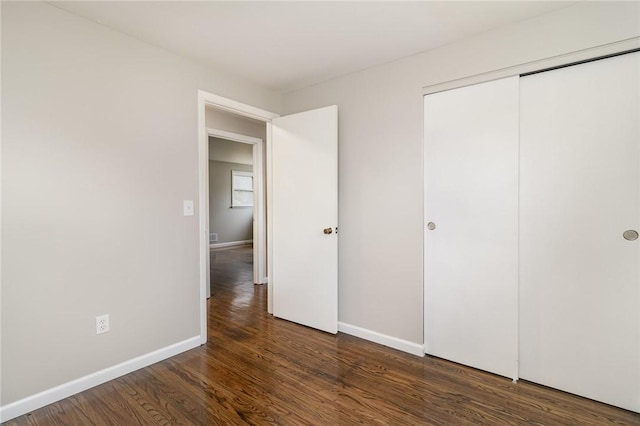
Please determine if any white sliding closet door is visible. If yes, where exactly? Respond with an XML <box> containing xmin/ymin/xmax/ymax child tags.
<box><xmin>519</xmin><ymin>52</ymin><xmax>640</xmax><ymax>412</ymax></box>
<box><xmin>424</xmin><ymin>76</ymin><xmax>519</xmax><ymax>379</ymax></box>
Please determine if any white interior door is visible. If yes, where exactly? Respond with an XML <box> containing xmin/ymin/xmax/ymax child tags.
<box><xmin>424</xmin><ymin>76</ymin><xmax>519</xmax><ymax>379</ymax></box>
<box><xmin>270</xmin><ymin>105</ymin><xmax>338</xmax><ymax>334</ymax></box>
<box><xmin>519</xmin><ymin>52</ymin><xmax>640</xmax><ymax>412</ymax></box>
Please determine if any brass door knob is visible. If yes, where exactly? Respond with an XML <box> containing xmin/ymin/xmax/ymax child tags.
<box><xmin>323</xmin><ymin>228</ymin><xmax>333</xmax><ymax>235</ymax></box>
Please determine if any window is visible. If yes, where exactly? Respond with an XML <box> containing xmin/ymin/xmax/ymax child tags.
<box><xmin>231</xmin><ymin>170</ymin><xmax>253</xmax><ymax>207</ymax></box>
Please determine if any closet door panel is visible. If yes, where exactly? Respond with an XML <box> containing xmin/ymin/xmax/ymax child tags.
<box><xmin>519</xmin><ymin>52</ymin><xmax>640</xmax><ymax>412</ymax></box>
<box><xmin>424</xmin><ymin>76</ymin><xmax>519</xmax><ymax>379</ymax></box>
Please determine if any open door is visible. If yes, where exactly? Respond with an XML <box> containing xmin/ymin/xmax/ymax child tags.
<box><xmin>270</xmin><ymin>105</ymin><xmax>338</xmax><ymax>334</ymax></box>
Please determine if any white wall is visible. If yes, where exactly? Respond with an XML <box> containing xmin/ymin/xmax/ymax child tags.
<box><xmin>1</xmin><ymin>0</ymin><xmax>280</xmax><ymax>409</ymax></box>
<box><xmin>282</xmin><ymin>1</ymin><xmax>640</xmax><ymax>345</ymax></box>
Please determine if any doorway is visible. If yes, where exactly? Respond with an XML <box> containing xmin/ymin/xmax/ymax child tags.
<box><xmin>206</xmin><ymin>127</ymin><xmax>266</xmax><ymax>295</ymax></box>
<box><xmin>197</xmin><ymin>90</ymin><xmax>339</xmax><ymax>344</ymax></box>
<box><xmin>197</xmin><ymin>92</ymin><xmax>278</xmax><ymax>343</ymax></box>
<box><xmin>208</xmin><ymin>136</ymin><xmax>257</xmax><ymax>298</ymax></box>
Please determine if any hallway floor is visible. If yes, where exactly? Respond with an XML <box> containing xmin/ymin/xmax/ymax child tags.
<box><xmin>210</xmin><ymin>245</ymin><xmax>255</xmax><ymax>294</ymax></box>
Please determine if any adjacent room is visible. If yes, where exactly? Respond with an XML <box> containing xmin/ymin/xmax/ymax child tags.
<box><xmin>208</xmin><ymin>136</ymin><xmax>255</xmax><ymax>295</ymax></box>
<box><xmin>2</xmin><ymin>1</ymin><xmax>639</xmax><ymax>424</ymax></box>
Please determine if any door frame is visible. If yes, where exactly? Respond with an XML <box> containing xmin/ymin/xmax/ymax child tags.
<box><xmin>197</xmin><ymin>90</ymin><xmax>279</xmax><ymax>343</ymax></box>
<box><xmin>207</xmin><ymin>128</ymin><xmax>265</xmax><ymax>295</ymax></box>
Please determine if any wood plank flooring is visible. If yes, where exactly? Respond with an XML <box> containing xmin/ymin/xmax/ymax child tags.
<box><xmin>5</xmin><ymin>246</ymin><xmax>639</xmax><ymax>425</ymax></box>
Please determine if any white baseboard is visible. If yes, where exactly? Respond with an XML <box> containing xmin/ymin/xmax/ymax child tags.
<box><xmin>338</xmin><ymin>322</ymin><xmax>425</xmax><ymax>357</ymax></box>
<box><xmin>209</xmin><ymin>239</ymin><xmax>252</xmax><ymax>249</ymax></box>
<box><xmin>0</xmin><ymin>336</ymin><xmax>201</xmax><ymax>423</ymax></box>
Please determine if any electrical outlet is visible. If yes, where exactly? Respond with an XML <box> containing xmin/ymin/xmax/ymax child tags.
<box><xmin>96</xmin><ymin>314</ymin><xmax>110</xmax><ymax>335</ymax></box>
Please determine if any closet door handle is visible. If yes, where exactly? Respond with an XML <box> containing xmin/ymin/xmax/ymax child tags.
<box><xmin>427</xmin><ymin>222</ymin><xmax>436</xmax><ymax>231</ymax></box>
<box><xmin>623</xmin><ymin>230</ymin><xmax>638</xmax><ymax>241</ymax></box>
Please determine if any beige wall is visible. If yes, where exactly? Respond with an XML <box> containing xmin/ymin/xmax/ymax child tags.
<box><xmin>209</xmin><ymin>160</ymin><xmax>253</xmax><ymax>244</ymax></box>
<box><xmin>1</xmin><ymin>1</ymin><xmax>280</xmax><ymax>406</ymax></box>
<box><xmin>208</xmin><ymin>137</ymin><xmax>253</xmax><ymax>164</ymax></box>
<box><xmin>281</xmin><ymin>2</ymin><xmax>640</xmax><ymax>345</ymax></box>
<box><xmin>205</xmin><ymin>108</ymin><xmax>267</xmax><ymax>141</ymax></box>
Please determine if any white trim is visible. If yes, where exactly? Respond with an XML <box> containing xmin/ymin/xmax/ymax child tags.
<box><xmin>197</xmin><ymin>91</ymin><xmax>209</xmax><ymax>339</ymax></box>
<box><xmin>210</xmin><ymin>240</ymin><xmax>253</xmax><ymax>249</ymax></box>
<box><xmin>207</xmin><ymin>128</ymin><xmax>262</xmax><ymax>146</ymax></box>
<box><xmin>0</xmin><ymin>336</ymin><xmax>200</xmax><ymax>423</ymax></box>
<box><xmin>253</xmin><ymin>141</ymin><xmax>267</xmax><ymax>286</ymax></box>
<box><xmin>338</xmin><ymin>322</ymin><xmax>425</xmax><ymax>357</ymax></box>
<box><xmin>266</xmin><ymin>122</ymin><xmax>274</xmax><ymax>314</ymax></box>
<box><xmin>200</xmin><ymin>92</ymin><xmax>279</xmax><ymax>123</ymax></box>
<box><xmin>423</xmin><ymin>37</ymin><xmax>640</xmax><ymax>95</ymax></box>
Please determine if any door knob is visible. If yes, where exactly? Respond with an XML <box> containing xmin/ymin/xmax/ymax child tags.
<box><xmin>427</xmin><ymin>222</ymin><xmax>436</xmax><ymax>231</ymax></box>
<box><xmin>323</xmin><ymin>228</ymin><xmax>333</xmax><ymax>235</ymax></box>
<box><xmin>623</xmin><ymin>230</ymin><xmax>638</xmax><ymax>241</ymax></box>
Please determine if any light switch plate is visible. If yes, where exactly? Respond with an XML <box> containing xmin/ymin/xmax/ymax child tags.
<box><xmin>183</xmin><ymin>200</ymin><xmax>194</xmax><ymax>216</ymax></box>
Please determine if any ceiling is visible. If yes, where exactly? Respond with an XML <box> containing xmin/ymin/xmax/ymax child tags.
<box><xmin>51</xmin><ymin>1</ymin><xmax>576</xmax><ymax>93</ymax></box>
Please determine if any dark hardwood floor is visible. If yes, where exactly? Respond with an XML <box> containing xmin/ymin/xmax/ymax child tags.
<box><xmin>5</xmin><ymin>245</ymin><xmax>639</xmax><ymax>425</ymax></box>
